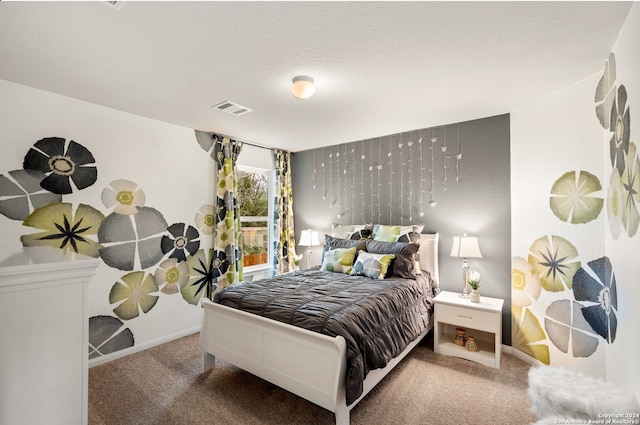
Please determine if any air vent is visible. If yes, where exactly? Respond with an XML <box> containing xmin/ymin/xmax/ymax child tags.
<box><xmin>103</xmin><ymin>1</ymin><xmax>125</xmax><ymax>10</ymax></box>
<box><xmin>211</xmin><ymin>101</ymin><xmax>253</xmax><ymax>116</ymax></box>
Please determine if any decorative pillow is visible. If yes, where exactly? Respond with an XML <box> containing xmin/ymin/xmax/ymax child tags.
<box><xmin>372</xmin><ymin>224</ymin><xmax>424</xmax><ymax>243</ymax></box>
<box><xmin>366</xmin><ymin>239</ymin><xmax>421</xmax><ymax>279</ymax></box>
<box><xmin>350</xmin><ymin>251</ymin><xmax>395</xmax><ymax>280</ymax></box>
<box><xmin>322</xmin><ymin>235</ymin><xmax>367</xmax><ymax>266</ymax></box>
<box><xmin>331</xmin><ymin>224</ymin><xmax>373</xmax><ymax>240</ymax></box>
<box><xmin>321</xmin><ymin>247</ymin><xmax>357</xmax><ymax>274</ymax></box>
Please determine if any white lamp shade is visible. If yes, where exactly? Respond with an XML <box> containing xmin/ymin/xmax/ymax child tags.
<box><xmin>299</xmin><ymin>229</ymin><xmax>321</xmax><ymax>247</ymax></box>
<box><xmin>291</xmin><ymin>76</ymin><xmax>316</xmax><ymax>99</ymax></box>
<box><xmin>450</xmin><ymin>235</ymin><xmax>482</xmax><ymax>258</ymax></box>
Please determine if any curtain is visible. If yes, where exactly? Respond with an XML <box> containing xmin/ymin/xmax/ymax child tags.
<box><xmin>210</xmin><ymin>134</ymin><xmax>244</xmax><ymax>298</ymax></box>
<box><xmin>272</xmin><ymin>149</ymin><xmax>297</xmax><ymax>273</ymax></box>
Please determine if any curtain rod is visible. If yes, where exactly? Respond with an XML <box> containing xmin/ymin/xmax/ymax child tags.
<box><xmin>212</xmin><ymin>131</ymin><xmax>286</xmax><ymax>153</ymax></box>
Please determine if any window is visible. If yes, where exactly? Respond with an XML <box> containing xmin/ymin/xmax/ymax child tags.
<box><xmin>237</xmin><ymin>167</ymin><xmax>274</xmax><ymax>269</ymax></box>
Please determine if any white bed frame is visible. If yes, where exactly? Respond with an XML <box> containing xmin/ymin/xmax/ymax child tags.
<box><xmin>200</xmin><ymin>233</ymin><xmax>439</xmax><ymax>425</ymax></box>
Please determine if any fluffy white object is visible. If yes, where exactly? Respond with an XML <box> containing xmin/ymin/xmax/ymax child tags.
<box><xmin>528</xmin><ymin>366</ymin><xmax>639</xmax><ymax>422</ymax></box>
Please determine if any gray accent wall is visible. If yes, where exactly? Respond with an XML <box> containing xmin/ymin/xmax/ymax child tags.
<box><xmin>291</xmin><ymin>113</ymin><xmax>512</xmax><ymax>344</ymax></box>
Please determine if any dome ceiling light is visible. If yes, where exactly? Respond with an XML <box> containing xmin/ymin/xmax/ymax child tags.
<box><xmin>291</xmin><ymin>75</ymin><xmax>315</xmax><ymax>99</ymax></box>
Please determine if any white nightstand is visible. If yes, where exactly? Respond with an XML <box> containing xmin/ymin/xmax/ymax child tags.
<box><xmin>433</xmin><ymin>290</ymin><xmax>504</xmax><ymax>368</ymax></box>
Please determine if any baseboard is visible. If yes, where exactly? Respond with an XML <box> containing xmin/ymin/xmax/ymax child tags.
<box><xmin>89</xmin><ymin>325</ymin><xmax>201</xmax><ymax>368</ymax></box>
<box><xmin>502</xmin><ymin>344</ymin><xmax>545</xmax><ymax>367</ymax></box>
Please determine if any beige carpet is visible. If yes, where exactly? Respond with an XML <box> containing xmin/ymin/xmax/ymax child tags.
<box><xmin>89</xmin><ymin>332</ymin><xmax>536</xmax><ymax>425</ymax></box>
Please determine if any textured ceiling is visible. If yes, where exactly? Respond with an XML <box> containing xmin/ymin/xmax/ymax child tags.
<box><xmin>0</xmin><ymin>1</ymin><xmax>632</xmax><ymax>152</ymax></box>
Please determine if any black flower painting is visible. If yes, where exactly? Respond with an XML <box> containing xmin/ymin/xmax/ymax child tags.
<box><xmin>609</xmin><ymin>86</ymin><xmax>630</xmax><ymax>175</ymax></box>
<box><xmin>572</xmin><ymin>256</ymin><xmax>618</xmax><ymax>344</ymax></box>
<box><xmin>23</xmin><ymin>137</ymin><xmax>97</xmax><ymax>194</ymax></box>
<box><xmin>161</xmin><ymin>223</ymin><xmax>200</xmax><ymax>262</ymax></box>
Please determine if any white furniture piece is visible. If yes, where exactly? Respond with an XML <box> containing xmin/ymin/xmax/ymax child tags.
<box><xmin>434</xmin><ymin>290</ymin><xmax>504</xmax><ymax>368</ymax></box>
<box><xmin>0</xmin><ymin>247</ymin><xmax>100</xmax><ymax>425</ymax></box>
<box><xmin>200</xmin><ymin>233</ymin><xmax>439</xmax><ymax>425</ymax></box>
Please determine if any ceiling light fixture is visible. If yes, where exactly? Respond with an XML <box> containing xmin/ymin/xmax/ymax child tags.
<box><xmin>291</xmin><ymin>75</ymin><xmax>315</xmax><ymax>99</ymax></box>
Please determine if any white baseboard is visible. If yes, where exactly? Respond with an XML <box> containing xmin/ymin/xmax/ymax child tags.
<box><xmin>502</xmin><ymin>344</ymin><xmax>544</xmax><ymax>367</ymax></box>
<box><xmin>89</xmin><ymin>325</ymin><xmax>201</xmax><ymax>368</ymax></box>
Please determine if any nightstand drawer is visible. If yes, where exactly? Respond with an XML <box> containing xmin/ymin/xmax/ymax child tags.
<box><xmin>436</xmin><ymin>304</ymin><xmax>498</xmax><ymax>332</ymax></box>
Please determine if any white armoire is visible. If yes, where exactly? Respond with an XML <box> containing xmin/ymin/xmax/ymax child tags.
<box><xmin>0</xmin><ymin>247</ymin><xmax>100</xmax><ymax>425</ymax></box>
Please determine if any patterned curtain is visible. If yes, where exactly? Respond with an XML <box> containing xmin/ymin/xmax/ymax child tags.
<box><xmin>272</xmin><ymin>149</ymin><xmax>297</xmax><ymax>273</ymax></box>
<box><xmin>210</xmin><ymin>134</ymin><xmax>244</xmax><ymax>298</ymax></box>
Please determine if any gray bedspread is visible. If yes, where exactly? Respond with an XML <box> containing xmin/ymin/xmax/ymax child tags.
<box><xmin>213</xmin><ymin>267</ymin><xmax>438</xmax><ymax>405</ymax></box>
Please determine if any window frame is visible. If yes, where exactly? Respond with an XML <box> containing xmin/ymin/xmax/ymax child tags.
<box><xmin>237</xmin><ymin>165</ymin><xmax>275</xmax><ymax>274</ymax></box>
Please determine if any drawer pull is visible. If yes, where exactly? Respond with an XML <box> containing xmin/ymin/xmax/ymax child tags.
<box><xmin>458</xmin><ymin>314</ymin><xmax>473</xmax><ymax>320</ymax></box>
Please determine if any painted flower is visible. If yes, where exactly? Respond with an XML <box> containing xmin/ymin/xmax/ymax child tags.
<box><xmin>512</xmin><ymin>308</ymin><xmax>550</xmax><ymax>365</ymax></box>
<box><xmin>101</xmin><ymin>179</ymin><xmax>146</xmax><ymax>215</ymax></box>
<box><xmin>183</xmin><ymin>249</ymin><xmax>216</xmax><ymax>304</ymax></box>
<box><xmin>213</xmin><ymin>198</ymin><xmax>227</xmax><ymax>223</ymax></box>
<box><xmin>161</xmin><ymin>223</ymin><xmax>200</xmax><ymax>262</ymax></box>
<box><xmin>549</xmin><ymin>170</ymin><xmax>603</xmax><ymax>224</ymax></box>
<box><xmin>607</xmin><ymin>168</ymin><xmax>624</xmax><ymax>239</ymax></box>
<box><xmin>0</xmin><ymin>169</ymin><xmax>61</xmax><ymax>220</ymax></box>
<box><xmin>621</xmin><ymin>142</ymin><xmax>640</xmax><ymax>237</ymax></box>
<box><xmin>573</xmin><ymin>256</ymin><xmax>618</xmax><ymax>343</ymax></box>
<box><xmin>594</xmin><ymin>53</ymin><xmax>617</xmax><ymax>130</ymax></box>
<box><xmin>22</xmin><ymin>137</ymin><xmax>97</xmax><ymax>194</ymax></box>
<box><xmin>195</xmin><ymin>204</ymin><xmax>215</xmax><ymax>235</ymax></box>
<box><xmin>511</xmin><ymin>256</ymin><xmax>542</xmax><ymax>308</ymax></box>
<box><xmin>154</xmin><ymin>258</ymin><xmax>190</xmax><ymax>295</ymax></box>
<box><xmin>21</xmin><ymin>202</ymin><xmax>104</xmax><ymax>257</ymax></box>
<box><xmin>544</xmin><ymin>299</ymin><xmax>600</xmax><ymax>357</ymax></box>
<box><xmin>109</xmin><ymin>271</ymin><xmax>159</xmax><ymax>320</ymax></box>
<box><xmin>609</xmin><ymin>85</ymin><xmax>630</xmax><ymax>175</ymax></box>
<box><xmin>528</xmin><ymin>235</ymin><xmax>580</xmax><ymax>292</ymax></box>
<box><xmin>98</xmin><ymin>206</ymin><xmax>168</xmax><ymax>271</ymax></box>
<box><xmin>88</xmin><ymin>315</ymin><xmax>134</xmax><ymax>359</ymax></box>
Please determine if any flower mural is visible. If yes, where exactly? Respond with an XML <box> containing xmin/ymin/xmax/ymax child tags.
<box><xmin>109</xmin><ymin>271</ymin><xmax>160</xmax><ymax>321</ymax></box>
<box><xmin>23</xmin><ymin>137</ymin><xmax>97</xmax><ymax>194</ymax></box>
<box><xmin>512</xmin><ymin>307</ymin><xmax>550</xmax><ymax>365</ymax></box>
<box><xmin>21</xmin><ymin>202</ymin><xmax>104</xmax><ymax>257</ymax></box>
<box><xmin>161</xmin><ymin>223</ymin><xmax>200</xmax><ymax>262</ymax></box>
<box><xmin>98</xmin><ymin>206</ymin><xmax>168</xmax><ymax>271</ymax></box>
<box><xmin>0</xmin><ymin>169</ymin><xmax>61</xmax><ymax>220</ymax></box>
<box><xmin>154</xmin><ymin>258</ymin><xmax>190</xmax><ymax>295</ymax></box>
<box><xmin>101</xmin><ymin>179</ymin><xmax>146</xmax><ymax>215</ymax></box>
<box><xmin>528</xmin><ymin>235</ymin><xmax>581</xmax><ymax>292</ymax></box>
<box><xmin>549</xmin><ymin>170</ymin><xmax>603</xmax><ymax>224</ymax></box>
<box><xmin>182</xmin><ymin>249</ymin><xmax>218</xmax><ymax>305</ymax></box>
<box><xmin>609</xmin><ymin>85</ymin><xmax>630</xmax><ymax>176</ymax></box>
<box><xmin>607</xmin><ymin>168</ymin><xmax>624</xmax><ymax>239</ymax></box>
<box><xmin>621</xmin><ymin>142</ymin><xmax>640</xmax><ymax>237</ymax></box>
<box><xmin>511</xmin><ymin>256</ymin><xmax>542</xmax><ymax>308</ymax></box>
<box><xmin>88</xmin><ymin>315</ymin><xmax>134</xmax><ymax>359</ymax></box>
<box><xmin>594</xmin><ymin>53</ymin><xmax>616</xmax><ymax>130</ymax></box>
<box><xmin>544</xmin><ymin>299</ymin><xmax>600</xmax><ymax>358</ymax></box>
<box><xmin>572</xmin><ymin>256</ymin><xmax>618</xmax><ymax>344</ymax></box>
<box><xmin>195</xmin><ymin>204</ymin><xmax>214</xmax><ymax>235</ymax></box>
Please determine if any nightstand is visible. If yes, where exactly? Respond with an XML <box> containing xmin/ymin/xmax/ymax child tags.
<box><xmin>433</xmin><ymin>290</ymin><xmax>504</xmax><ymax>368</ymax></box>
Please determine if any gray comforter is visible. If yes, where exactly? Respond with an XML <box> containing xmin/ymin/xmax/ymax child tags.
<box><xmin>213</xmin><ymin>267</ymin><xmax>438</xmax><ymax>405</ymax></box>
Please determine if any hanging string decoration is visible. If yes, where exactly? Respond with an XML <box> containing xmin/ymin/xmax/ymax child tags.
<box><xmin>455</xmin><ymin>124</ymin><xmax>463</xmax><ymax>182</ymax></box>
<box><xmin>377</xmin><ymin>137</ymin><xmax>382</xmax><ymax>222</ymax></box>
<box><xmin>398</xmin><ymin>136</ymin><xmax>404</xmax><ymax>225</ymax></box>
<box><xmin>370</xmin><ymin>138</ymin><xmax>374</xmax><ymax>222</ymax></box>
<box><xmin>418</xmin><ymin>129</ymin><xmax>425</xmax><ymax>217</ymax></box>
<box><xmin>430</xmin><ymin>129</ymin><xmax>438</xmax><ymax>207</ymax></box>
<box><xmin>408</xmin><ymin>131</ymin><xmax>414</xmax><ymax>222</ymax></box>
<box><xmin>441</xmin><ymin>126</ymin><xmax>450</xmax><ymax>192</ymax></box>
<box><xmin>388</xmin><ymin>135</ymin><xmax>393</xmax><ymax>223</ymax></box>
<box><xmin>321</xmin><ymin>147</ymin><xmax>326</xmax><ymax>200</ymax></box>
<box><xmin>360</xmin><ymin>141</ymin><xmax>366</xmax><ymax>223</ymax></box>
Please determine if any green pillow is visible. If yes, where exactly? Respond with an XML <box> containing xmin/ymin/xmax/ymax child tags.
<box><xmin>372</xmin><ymin>224</ymin><xmax>423</xmax><ymax>243</ymax></box>
<box><xmin>350</xmin><ymin>251</ymin><xmax>395</xmax><ymax>280</ymax></box>
<box><xmin>320</xmin><ymin>247</ymin><xmax>357</xmax><ymax>274</ymax></box>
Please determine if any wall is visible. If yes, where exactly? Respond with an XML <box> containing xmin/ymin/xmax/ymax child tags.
<box><xmin>510</xmin><ymin>3</ymin><xmax>639</xmax><ymax>398</ymax></box>
<box><xmin>0</xmin><ymin>79</ymin><xmax>218</xmax><ymax>363</ymax></box>
<box><xmin>291</xmin><ymin>114</ymin><xmax>513</xmax><ymax>343</ymax></box>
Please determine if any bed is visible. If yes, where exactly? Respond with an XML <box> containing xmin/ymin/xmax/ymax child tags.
<box><xmin>200</xmin><ymin>232</ymin><xmax>439</xmax><ymax>425</ymax></box>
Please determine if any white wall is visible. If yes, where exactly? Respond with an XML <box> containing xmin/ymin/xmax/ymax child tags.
<box><xmin>511</xmin><ymin>2</ymin><xmax>640</xmax><ymax>399</ymax></box>
<box><xmin>0</xmin><ymin>79</ymin><xmax>215</xmax><ymax>361</ymax></box>
<box><xmin>604</xmin><ymin>2</ymin><xmax>640</xmax><ymax>399</ymax></box>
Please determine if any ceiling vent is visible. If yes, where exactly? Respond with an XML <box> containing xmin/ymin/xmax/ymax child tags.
<box><xmin>103</xmin><ymin>1</ymin><xmax>125</xmax><ymax>10</ymax></box>
<box><xmin>211</xmin><ymin>101</ymin><xmax>253</xmax><ymax>117</ymax></box>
